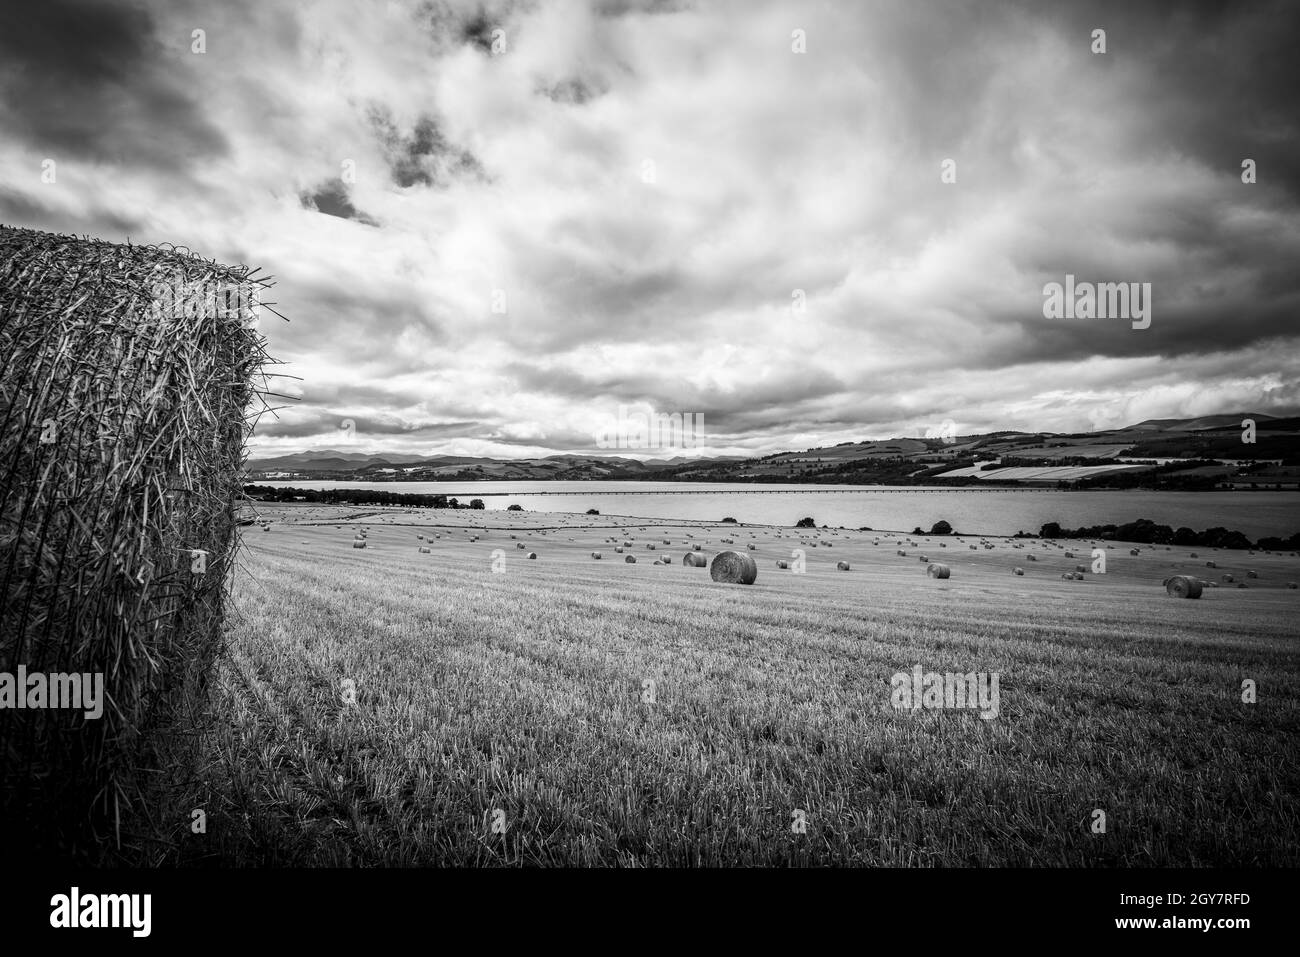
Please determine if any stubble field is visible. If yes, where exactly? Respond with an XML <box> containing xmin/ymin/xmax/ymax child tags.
<box><xmin>162</xmin><ymin>503</ymin><xmax>1300</xmax><ymax>866</ymax></box>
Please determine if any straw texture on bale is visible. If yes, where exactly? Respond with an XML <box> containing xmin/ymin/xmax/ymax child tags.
<box><xmin>926</xmin><ymin>563</ymin><xmax>951</xmax><ymax>579</ymax></box>
<box><xmin>710</xmin><ymin>550</ymin><xmax>758</xmax><ymax>584</ymax></box>
<box><xmin>683</xmin><ymin>552</ymin><xmax>707</xmax><ymax>567</ymax></box>
<box><xmin>0</xmin><ymin>224</ymin><xmax>277</xmax><ymax>859</ymax></box>
<box><xmin>1165</xmin><ymin>575</ymin><xmax>1203</xmax><ymax>599</ymax></box>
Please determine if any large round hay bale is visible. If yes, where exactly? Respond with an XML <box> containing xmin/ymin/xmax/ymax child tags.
<box><xmin>683</xmin><ymin>552</ymin><xmax>707</xmax><ymax>567</ymax></box>
<box><xmin>1165</xmin><ymin>575</ymin><xmax>1202</xmax><ymax>599</ymax></box>
<box><xmin>836</xmin><ymin>560</ymin><xmax>850</xmax><ymax>571</ymax></box>
<box><xmin>926</xmin><ymin>563</ymin><xmax>950</xmax><ymax>579</ymax></box>
<box><xmin>352</xmin><ymin>539</ymin><xmax>367</xmax><ymax>549</ymax></box>
<box><xmin>591</xmin><ymin>551</ymin><xmax>602</xmax><ymax>559</ymax></box>
<box><xmin>661</xmin><ymin>554</ymin><xmax>672</xmax><ymax>564</ymax></box>
<box><xmin>614</xmin><ymin>546</ymin><xmax>623</xmax><ymax>553</ymax></box>
<box><xmin>624</xmin><ymin>554</ymin><xmax>637</xmax><ymax>563</ymax></box>
<box><xmin>710</xmin><ymin>550</ymin><xmax>758</xmax><ymax>584</ymax></box>
<box><xmin>1013</xmin><ymin>567</ymin><xmax>1024</xmax><ymax>575</ymax></box>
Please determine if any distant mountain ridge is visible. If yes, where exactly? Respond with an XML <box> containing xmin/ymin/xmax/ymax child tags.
<box><xmin>245</xmin><ymin>413</ymin><xmax>1297</xmax><ymax>480</ymax></box>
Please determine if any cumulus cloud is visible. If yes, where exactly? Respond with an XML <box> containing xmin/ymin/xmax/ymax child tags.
<box><xmin>1</xmin><ymin>0</ymin><xmax>1296</xmax><ymax>458</ymax></box>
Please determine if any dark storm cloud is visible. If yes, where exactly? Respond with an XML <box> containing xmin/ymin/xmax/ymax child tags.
<box><xmin>1026</xmin><ymin>0</ymin><xmax>1300</xmax><ymax>198</ymax></box>
<box><xmin>0</xmin><ymin>0</ymin><xmax>229</xmax><ymax>170</ymax></box>
<box><xmin>368</xmin><ymin>109</ymin><xmax>487</xmax><ymax>188</ymax></box>
<box><xmin>300</xmin><ymin>182</ymin><xmax>379</xmax><ymax>226</ymax></box>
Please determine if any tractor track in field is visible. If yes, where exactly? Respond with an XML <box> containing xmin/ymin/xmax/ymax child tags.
<box><xmin>218</xmin><ymin>645</ymin><xmax>408</xmax><ymax>865</ymax></box>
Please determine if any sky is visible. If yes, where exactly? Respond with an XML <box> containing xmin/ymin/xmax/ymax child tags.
<box><xmin>2</xmin><ymin>0</ymin><xmax>1299</xmax><ymax>459</ymax></box>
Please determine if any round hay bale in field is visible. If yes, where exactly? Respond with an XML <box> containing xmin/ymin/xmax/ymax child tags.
<box><xmin>710</xmin><ymin>550</ymin><xmax>758</xmax><ymax>584</ymax></box>
<box><xmin>663</xmin><ymin>539</ymin><xmax>671</xmax><ymax>545</ymax></box>
<box><xmin>1246</xmin><ymin>570</ymin><xmax>1258</xmax><ymax>579</ymax></box>
<box><xmin>516</xmin><ymin>542</ymin><xmax>525</xmax><ymax>549</ymax></box>
<box><xmin>1065</xmin><ymin>573</ymin><xmax>1076</xmax><ymax>580</ymax></box>
<box><xmin>1072</xmin><ymin>571</ymin><xmax>1085</xmax><ymax>580</ymax></box>
<box><xmin>776</xmin><ymin>560</ymin><xmax>789</xmax><ymax>569</ymax></box>
<box><xmin>1130</xmin><ymin>548</ymin><xmax>1140</xmax><ymax>556</ymax></box>
<box><xmin>836</xmin><ymin>560</ymin><xmax>851</xmax><ymax>571</ymax></box>
<box><xmin>1074</xmin><ymin>564</ymin><xmax>1087</xmax><ymax>573</ymax></box>
<box><xmin>683</xmin><ymin>552</ymin><xmax>707</xmax><ymax>567</ymax></box>
<box><xmin>625</xmin><ymin>555</ymin><xmax>637</xmax><ymax>563</ymax></box>
<box><xmin>418</xmin><ymin>546</ymin><xmax>431</xmax><ymax>554</ymax></box>
<box><xmin>1027</xmin><ymin>554</ymin><xmax>1037</xmax><ymax>561</ymax></box>
<box><xmin>661</xmin><ymin>554</ymin><xmax>672</xmax><ymax>564</ymax></box>
<box><xmin>645</xmin><ymin>543</ymin><xmax>655</xmax><ymax>550</ymax></box>
<box><xmin>614</xmin><ymin>546</ymin><xmax>623</xmax><ymax>553</ymax></box>
<box><xmin>747</xmin><ymin>543</ymin><xmax>757</xmax><ymax>550</ymax></box>
<box><xmin>352</xmin><ymin>539</ymin><xmax>367</xmax><ymax>549</ymax></box>
<box><xmin>1014</xmin><ymin>567</ymin><xmax>1024</xmax><ymax>575</ymax></box>
<box><xmin>1165</xmin><ymin>575</ymin><xmax>1203</xmax><ymax>599</ymax></box>
<box><xmin>1205</xmin><ymin>560</ymin><xmax>1216</xmax><ymax>568</ymax></box>
<box><xmin>1189</xmin><ymin>552</ymin><xmax>1198</xmax><ymax>558</ymax></box>
<box><xmin>897</xmin><ymin>549</ymin><xmax>907</xmax><ymax>556</ymax></box>
<box><xmin>1222</xmin><ymin>574</ymin><xmax>1234</xmax><ymax>583</ymax></box>
<box><xmin>1287</xmin><ymin>582</ymin><xmax>1298</xmax><ymax>589</ymax></box>
<box><xmin>623</xmin><ymin>541</ymin><xmax>633</xmax><ymax>547</ymax></box>
<box><xmin>653</xmin><ymin>559</ymin><xmax>663</xmax><ymax>565</ymax></box>
<box><xmin>919</xmin><ymin>555</ymin><xmax>928</xmax><ymax>563</ymax></box>
<box><xmin>1207</xmin><ymin>581</ymin><xmax>1218</xmax><ymax>587</ymax></box>
<box><xmin>1064</xmin><ymin>551</ymin><xmax>1075</xmax><ymax>559</ymax></box>
<box><xmin>692</xmin><ymin>543</ymin><xmax>702</xmax><ymax>551</ymax></box>
<box><xmin>591</xmin><ymin>551</ymin><xmax>602</xmax><ymax>559</ymax></box>
<box><xmin>926</xmin><ymin>563</ymin><xmax>950</xmax><ymax>579</ymax></box>
<box><xmin>1237</xmin><ymin>582</ymin><xmax>1248</xmax><ymax>589</ymax></box>
<box><xmin>527</xmin><ymin>552</ymin><xmax>537</xmax><ymax>560</ymax></box>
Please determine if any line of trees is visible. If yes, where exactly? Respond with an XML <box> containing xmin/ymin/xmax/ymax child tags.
<box><xmin>1026</xmin><ymin>517</ymin><xmax>1300</xmax><ymax>550</ymax></box>
<box><xmin>243</xmin><ymin>485</ymin><xmax>484</xmax><ymax>509</ymax></box>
